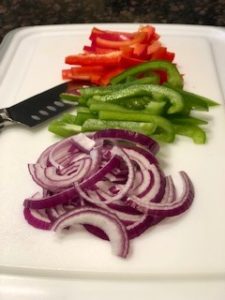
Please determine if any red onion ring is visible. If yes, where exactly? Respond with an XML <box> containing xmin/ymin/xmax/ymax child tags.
<box><xmin>52</xmin><ymin>207</ymin><xmax>129</xmax><ymax>258</ymax></box>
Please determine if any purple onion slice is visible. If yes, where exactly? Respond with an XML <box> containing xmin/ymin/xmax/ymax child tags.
<box><xmin>52</xmin><ymin>207</ymin><xmax>129</xmax><ymax>258</ymax></box>
<box><xmin>93</xmin><ymin>129</ymin><xmax>159</xmax><ymax>154</ymax></box>
<box><xmin>23</xmin><ymin>187</ymin><xmax>79</xmax><ymax>209</ymax></box>
<box><xmin>23</xmin><ymin>207</ymin><xmax>52</xmax><ymax>230</ymax></box>
<box><xmin>126</xmin><ymin>171</ymin><xmax>194</xmax><ymax>217</ymax></box>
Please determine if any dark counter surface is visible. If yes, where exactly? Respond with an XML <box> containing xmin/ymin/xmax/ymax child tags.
<box><xmin>0</xmin><ymin>0</ymin><xmax>224</xmax><ymax>43</ymax></box>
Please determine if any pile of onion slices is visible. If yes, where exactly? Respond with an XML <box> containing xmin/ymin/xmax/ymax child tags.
<box><xmin>23</xmin><ymin>129</ymin><xmax>194</xmax><ymax>258</ymax></box>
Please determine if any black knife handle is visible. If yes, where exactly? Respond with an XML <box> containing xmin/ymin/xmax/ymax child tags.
<box><xmin>0</xmin><ymin>108</ymin><xmax>15</xmax><ymax>129</ymax></box>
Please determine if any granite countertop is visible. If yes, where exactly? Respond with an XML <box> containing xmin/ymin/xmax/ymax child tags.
<box><xmin>0</xmin><ymin>0</ymin><xmax>224</xmax><ymax>43</ymax></box>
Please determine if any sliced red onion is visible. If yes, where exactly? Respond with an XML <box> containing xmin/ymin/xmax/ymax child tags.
<box><xmin>160</xmin><ymin>176</ymin><xmax>176</xmax><ymax>204</ymax></box>
<box><xmin>47</xmin><ymin>137</ymin><xmax>77</xmax><ymax>169</ymax></box>
<box><xmin>124</xmin><ymin>148</ymin><xmax>166</xmax><ymax>206</ymax></box>
<box><xmin>126</xmin><ymin>171</ymin><xmax>194</xmax><ymax>217</ymax></box>
<box><xmin>52</xmin><ymin>207</ymin><xmax>129</xmax><ymax>258</ymax></box>
<box><xmin>28</xmin><ymin>158</ymin><xmax>92</xmax><ymax>191</ymax></box>
<box><xmin>44</xmin><ymin>158</ymin><xmax>91</xmax><ymax>184</ymax></box>
<box><xmin>37</xmin><ymin>140</ymin><xmax>60</xmax><ymax>168</ymax></box>
<box><xmin>23</xmin><ymin>187</ymin><xmax>79</xmax><ymax>209</ymax></box>
<box><xmin>24</xmin><ymin>129</ymin><xmax>194</xmax><ymax>258</ymax></box>
<box><xmin>85</xmin><ymin>213</ymin><xmax>163</xmax><ymax>240</ymax></box>
<box><xmin>82</xmin><ymin>198</ymin><xmax>162</xmax><ymax>239</ymax></box>
<box><xmin>93</xmin><ymin>129</ymin><xmax>159</xmax><ymax>154</ymax></box>
<box><xmin>80</xmin><ymin>155</ymin><xmax>121</xmax><ymax>189</ymax></box>
<box><xmin>96</xmin><ymin>146</ymin><xmax>134</xmax><ymax>203</ymax></box>
<box><xmin>86</xmin><ymin>147</ymin><xmax>102</xmax><ymax>177</ymax></box>
<box><xmin>23</xmin><ymin>207</ymin><xmax>52</xmax><ymax>230</ymax></box>
<box><xmin>46</xmin><ymin>207</ymin><xmax>60</xmax><ymax>222</ymax></box>
<box><xmin>71</xmin><ymin>133</ymin><xmax>96</xmax><ymax>153</ymax></box>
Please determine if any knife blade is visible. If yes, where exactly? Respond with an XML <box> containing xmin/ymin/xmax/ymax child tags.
<box><xmin>0</xmin><ymin>82</ymin><xmax>74</xmax><ymax>130</ymax></box>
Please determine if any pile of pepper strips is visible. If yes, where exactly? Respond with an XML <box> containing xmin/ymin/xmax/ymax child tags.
<box><xmin>49</xmin><ymin>26</ymin><xmax>218</xmax><ymax>144</ymax></box>
<box><xmin>62</xmin><ymin>25</ymin><xmax>175</xmax><ymax>86</ymax></box>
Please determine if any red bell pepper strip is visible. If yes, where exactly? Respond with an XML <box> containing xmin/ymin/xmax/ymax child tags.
<box><xmin>83</xmin><ymin>45</ymin><xmax>117</xmax><ymax>54</ymax></box>
<box><xmin>62</xmin><ymin>69</ymin><xmax>73</xmax><ymax>80</ymax></box>
<box><xmin>139</xmin><ymin>25</ymin><xmax>160</xmax><ymax>43</ymax></box>
<box><xmin>131</xmin><ymin>43</ymin><xmax>147</xmax><ymax>57</ymax></box>
<box><xmin>89</xmin><ymin>27</ymin><xmax>136</xmax><ymax>41</ymax></box>
<box><xmin>70</xmin><ymin>66</ymin><xmax>104</xmax><ymax>74</ymax></box>
<box><xmin>120</xmin><ymin>55</ymin><xmax>146</xmax><ymax>68</ymax></box>
<box><xmin>147</xmin><ymin>41</ymin><xmax>161</xmax><ymax>55</ymax></box>
<box><xmin>163</xmin><ymin>51</ymin><xmax>175</xmax><ymax>62</ymax></box>
<box><xmin>62</xmin><ymin>66</ymin><xmax>103</xmax><ymax>84</ymax></box>
<box><xmin>150</xmin><ymin>47</ymin><xmax>175</xmax><ymax>61</ymax></box>
<box><xmin>99</xmin><ymin>67</ymin><xmax>125</xmax><ymax>86</ymax></box>
<box><xmin>93</xmin><ymin>31</ymin><xmax>147</xmax><ymax>49</ymax></box>
<box><xmin>70</xmin><ymin>66</ymin><xmax>104</xmax><ymax>84</ymax></box>
<box><xmin>65</xmin><ymin>51</ymin><xmax>122</xmax><ymax>66</ymax></box>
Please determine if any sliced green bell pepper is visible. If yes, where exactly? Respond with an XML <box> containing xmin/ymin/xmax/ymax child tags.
<box><xmin>173</xmin><ymin>124</ymin><xmax>206</xmax><ymax>144</ymax></box>
<box><xmin>98</xmin><ymin>110</ymin><xmax>175</xmax><ymax>143</ymax></box>
<box><xmin>75</xmin><ymin>112</ymin><xmax>97</xmax><ymax>125</ymax></box>
<box><xmin>110</xmin><ymin>60</ymin><xmax>183</xmax><ymax>88</ymax></box>
<box><xmin>48</xmin><ymin>120</ymin><xmax>81</xmax><ymax>137</ymax></box>
<box><xmin>79</xmin><ymin>76</ymin><xmax>160</xmax><ymax>100</ymax></box>
<box><xmin>89</xmin><ymin>101</ymin><xmax>166</xmax><ymax>115</ymax></box>
<box><xmin>168</xmin><ymin>115</ymin><xmax>208</xmax><ymax>126</ymax></box>
<box><xmin>92</xmin><ymin>84</ymin><xmax>184</xmax><ymax>114</ymax></box>
<box><xmin>82</xmin><ymin>119</ymin><xmax>156</xmax><ymax>136</ymax></box>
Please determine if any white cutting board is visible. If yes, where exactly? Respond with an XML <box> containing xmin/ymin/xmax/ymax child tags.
<box><xmin>0</xmin><ymin>24</ymin><xmax>225</xmax><ymax>299</ymax></box>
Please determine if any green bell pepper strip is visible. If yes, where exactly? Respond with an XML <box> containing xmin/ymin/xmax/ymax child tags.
<box><xmin>179</xmin><ymin>89</ymin><xmax>219</xmax><ymax>110</ymax></box>
<box><xmin>89</xmin><ymin>101</ymin><xmax>166</xmax><ymax>115</ymax></box>
<box><xmin>76</xmin><ymin>106</ymin><xmax>91</xmax><ymax>113</ymax></box>
<box><xmin>79</xmin><ymin>76</ymin><xmax>160</xmax><ymax>99</ymax></box>
<box><xmin>60</xmin><ymin>93</ymin><xmax>80</xmax><ymax>102</ymax></box>
<box><xmin>98</xmin><ymin>110</ymin><xmax>175</xmax><ymax>143</ymax></box>
<box><xmin>92</xmin><ymin>84</ymin><xmax>184</xmax><ymax>114</ymax></box>
<box><xmin>89</xmin><ymin>102</ymin><xmax>135</xmax><ymax>114</ymax></box>
<box><xmin>60</xmin><ymin>113</ymin><xmax>77</xmax><ymax>124</ymax></box>
<box><xmin>75</xmin><ymin>112</ymin><xmax>97</xmax><ymax>125</ymax></box>
<box><xmin>82</xmin><ymin>119</ymin><xmax>156</xmax><ymax>136</ymax></box>
<box><xmin>48</xmin><ymin>120</ymin><xmax>81</xmax><ymax>137</ymax></box>
<box><xmin>168</xmin><ymin>115</ymin><xmax>208</xmax><ymax>126</ymax></box>
<box><xmin>88</xmin><ymin>95</ymin><xmax>152</xmax><ymax>110</ymax></box>
<box><xmin>110</xmin><ymin>60</ymin><xmax>183</xmax><ymax>88</ymax></box>
<box><xmin>145</xmin><ymin>101</ymin><xmax>166</xmax><ymax>115</ymax></box>
<box><xmin>164</xmin><ymin>85</ymin><xmax>219</xmax><ymax>111</ymax></box>
<box><xmin>173</xmin><ymin>124</ymin><xmax>206</xmax><ymax>144</ymax></box>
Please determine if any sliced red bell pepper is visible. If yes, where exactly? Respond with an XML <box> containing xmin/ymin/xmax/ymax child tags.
<box><xmin>121</xmin><ymin>55</ymin><xmax>146</xmax><ymax>68</ymax></box>
<box><xmin>62</xmin><ymin>25</ymin><xmax>176</xmax><ymax>87</ymax></box>
<box><xmin>93</xmin><ymin>31</ymin><xmax>147</xmax><ymax>49</ymax></box>
<box><xmin>62</xmin><ymin>69</ymin><xmax>73</xmax><ymax>80</ymax></box>
<box><xmin>147</xmin><ymin>41</ymin><xmax>161</xmax><ymax>55</ymax></box>
<box><xmin>89</xmin><ymin>27</ymin><xmax>136</xmax><ymax>42</ymax></box>
<box><xmin>71</xmin><ymin>66</ymin><xmax>104</xmax><ymax>84</ymax></box>
<box><xmin>65</xmin><ymin>51</ymin><xmax>122</xmax><ymax>66</ymax></box>
<box><xmin>151</xmin><ymin>47</ymin><xmax>167</xmax><ymax>60</ymax></box>
<box><xmin>150</xmin><ymin>47</ymin><xmax>175</xmax><ymax>62</ymax></box>
<box><xmin>163</xmin><ymin>51</ymin><xmax>175</xmax><ymax>62</ymax></box>
<box><xmin>131</xmin><ymin>43</ymin><xmax>147</xmax><ymax>57</ymax></box>
<box><xmin>99</xmin><ymin>67</ymin><xmax>125</xmax><ymax>86</ymax></box>
<box><xmin>139</xmin><ymin>25</ymin><xmax>160</xmax><ymax>43</ymax></box>
<box><xmin>62</xmin><ymin>66</ymin><xmax>104</xmax><ymax>83</ymax></box>
<box><xmin>83</xmin><ymin>45</ymin><xmax>117</xmax><ymax>54</ymax></box>
<box><xmin>62</xmin><ymin>69</ymin><xmax>102</xmax><ymax>84</ymax></box>
<box><xmin>70</xmin><ymin>66</ymin><xmax>104</xmax><ymax>74</ymax></box>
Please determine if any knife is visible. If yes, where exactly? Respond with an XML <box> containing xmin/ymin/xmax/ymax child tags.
<box><xmin>0</xmin><ymin>82</ymin><xmax>74</xmax><ymax>130</ymax></box>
